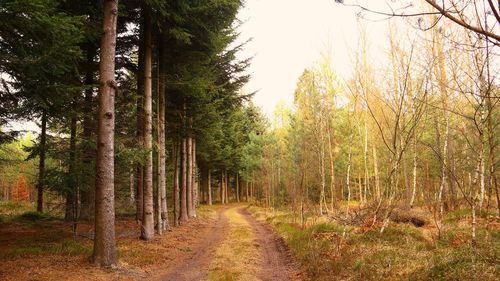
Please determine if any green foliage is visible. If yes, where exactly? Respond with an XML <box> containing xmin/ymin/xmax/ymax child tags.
<box><xmin>15</xmin><ymin>211</ymin><xmax>58</xmax><ymax>223</ymax></box>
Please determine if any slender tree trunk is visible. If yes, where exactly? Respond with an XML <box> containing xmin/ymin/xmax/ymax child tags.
<box><xmin>135</xmin><ymin>18</ymin><xmax>145</xmax><ymax>223</ymax></box>
<box><xmin>358</xmin><ymin>173</ymin><xmax>363</xmax><ymax>203</ymax></box>
<box><xmin>157</xmin><ymin>39</ymin><xmax>168</xmax><ymax>231</ymax></box>
<box><xmin>208</xmin><ymin>169</ymin><xmax>212</xmax><ymax>205</ymax></box>
<box><xmin>363</xmin><ymin>121</ymin><xmax>369</xmax><ymax>204</ymax></box>
<box><xmin>435</xmin><ymin>26</ymin><xmax>449</xmax><ymax>218</ymax></box>
<box><xmin>220</xmin><ymin>170</ymin><xmax>224</xmax><ymax>204</ymax></box>
<box><xmin>245</xmin><ymin>180</ymin><xmax>249</xmax><ymax>202</ymax></box>
<box><xmin>173</xmin><ymin>140</ymin><xmax>180</xmax><ymax>226</ymax></box>
<box><xmin>36</xmin><ymin>110</ymin><xmax>47</xmax><ymax>213</ymax></box>
<box><xmin>373</xmin><ymin>146</ymin><xmax>380</xmax><ymax>200</ymax></box>
<box><xmin>192</xmin><ymin>138</ymin><xmax>197</xmax><ymax>218</ymax></box>
<box><xmin>65</xmin><ymin>102</ymin><xmax>78</xmax><ymax>221</ymax></box>
<box><xmin>225</xmin><ymin>169</ymin><xmax>229</xmax><ymax>203</ymax></box>
<box><xmin>319</xmin><ymin>129</ymin><xmax>326</xmax><ymax>215</ymax></box>
<box><xmin>236</xmin><ymin>173</ymin><xmax>240</xmax><ymax>203</ymax></box>
<box><xmin>92</xmin><ymin>0</ymin><xmax>118</xmax><ymax>266</ymax></box>
<box><xmin>346</xmin><ymin>141</ymin><xmax>352</xmax><ymax>216</ymax></box>
<box><xmin>327</xmin><ymin>127</ymin><xmax>335</xmax><ymax>210</ymax></box>
<box><xmin>479</xmin><ymin>132</ymin><xmax>486</xmax><ymax>213</ymax></box>
<box><xmin>179</xmin><ymin>138</ymin><xmax>188</xmax><ymax>223</ymax></box>
<box><xmin>129</xmin><ymin>166</ymin><xmax>134</xmax><ymax>204</ymax></box>
<box><xmin>488</xmin><ymin>103</ymin><xmax>500</xmax><ymax>217</ymax></box>
<box><xmin>187</xmin><ymin>137</ymin><xmax>193</xmax><ymax>217</ymax></box>
<box><xmin>410</xmin><ymin>135</ymin><xmax>418</xmax><ymax>208</ymax></box>
<box><xmin>140</xmin><ymin>11</ymin><xmax>154</xmax><ymax>240</ymax></box>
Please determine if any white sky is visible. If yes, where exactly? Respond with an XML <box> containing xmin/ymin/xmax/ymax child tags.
<box><xmin>236</xmin><ymin>0</ymin><xmax>397</xmax><ymax>117</ymax></box>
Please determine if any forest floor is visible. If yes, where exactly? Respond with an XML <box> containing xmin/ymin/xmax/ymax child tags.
<box><xmin>0</xmin><ymin>202</ymin><xmax>301</xmax><ymax>281</ymax></box>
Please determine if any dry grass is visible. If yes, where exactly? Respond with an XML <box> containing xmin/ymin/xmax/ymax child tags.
<box><xmin>207</xmin><ymin>206</ymin><xmax>260</xmax><ymax>281</ymax></box>
<box><xmin>249</xmin><ymin>206</ymin><xmax>500</xmax><ymax>281</ymax></box>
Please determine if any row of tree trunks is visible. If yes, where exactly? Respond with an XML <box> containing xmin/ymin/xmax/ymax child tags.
<box><xmin>135</xmin><ymin>10</ymin><xmax>174</xmax><ymax>239</ymax></box>
<box><xmin>176</xmin><ymin>135</ymin><xmax>198</xmax><ymax>224</ymax></box>
<box><xmin>197</xmin><ymin>168</ymin><xmax>260</xmax><ymax>205</ymax></box>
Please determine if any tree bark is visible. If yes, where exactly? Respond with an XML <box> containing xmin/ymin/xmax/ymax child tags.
<box><xmin>157</xmin><ymin>39</ymin><xmax>168</xmax><ymax>231</ymax></box>
<box><xmin>192</xmin><ymin>138</ymin><xmax>197</xmax><ymax>218</ymax></box>
<box><xmin>346</xmin><ymin>135</ymin><xmax>352</xmax><ymax>216</ymax></box>
<box><xmin>236</xmin><ymin>172</ymin><xmax>240</xmax><ymax>202</ymax></box>
<box><xmin>225</xmin><ymin>169</ymin><xmax>229</xmax><ymax>203</ymax></box>
<box><xmin>173</xmin><ymin>140</ymin><xmax>180</xmax><ymax>226</ymax></box>
<box><xmin>187</xmin><ymin>136</ymin><xmax>194</xmax><ymax>217</ymax></box>
<box><xmin>363</xmin><ymin>121</ymin><xmax>369</xmax><ymax>204</ymax></box>
<box><xmin>140</xmin><ymin>10</ymin><xmax>154</xmax><ymax>240</ymax></box>
<box><xmin>208</xmin><ymin>169</ymin><xmax>212</xmax><ymax>205</ymax></box>
<box><xmin>92</xmin><ymin>0</ymin><xmax>118</xmax><ymax>266</ymax></box>
<box><xmin>179</xmin><ymin>138</ymin><xmax>188</xmax><ymax>223</ymax></box>
<box><xmin>36</xmin><ymin>109</ymin><xmax>47</xmax><ymax>213</ymax></box>
<box><xmin>135</xmin><ymin>16</ymin><xmax>145</xmax><ymax>222</ymax></box>
<box><xmin>245</xmin><ymin>180</ymin><xmax>249</xmax><ymax>202</ymax></box>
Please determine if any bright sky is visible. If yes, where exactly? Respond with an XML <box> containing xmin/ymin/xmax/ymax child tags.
<box><xmin>236</xmin><ymin>0</ymin><xmax>393</xmax><ymax>117</ymax></box>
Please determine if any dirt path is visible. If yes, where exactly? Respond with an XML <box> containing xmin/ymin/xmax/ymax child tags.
<box><xmin>159</xmin><ymin>206</ymin><xmax>300</xmax><ymax>281</ymax></box>
<box><xmin>239</xmin><ymin>208</ymin><xmax>301</xmax><ymax>281</ymax></box>
<box><xmin>158</xmin><ymin>208</ymin><xmax>229</xmax><ymax>281</ymax></box>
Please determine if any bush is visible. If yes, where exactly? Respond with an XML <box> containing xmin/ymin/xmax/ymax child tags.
<box><xmin>15</xmin><ymin>211</ymin><xmax>57</xmax><ymax>222</ymax></box>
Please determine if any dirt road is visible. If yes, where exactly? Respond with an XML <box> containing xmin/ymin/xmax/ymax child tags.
<box><xmin>240</xmin><ymin>208</ymin><xmax>301</xmax><ymax>281</ymax></box>
<box><xmin>158</xmin><ymin>205</ymin><xmax>300</xmax><ymax>281</ymax></box>
<box><xmin>159</xmin><ymin>208</ymin><xmax>229</xmax><ymax>281</ymax></box>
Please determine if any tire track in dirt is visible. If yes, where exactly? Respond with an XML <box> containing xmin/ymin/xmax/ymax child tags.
<box><xmin>239</xmin><ymin>208</ymin><xmax>301</xmax><ymax>281</ymax></box>
<box><xmin>159</xmin><ymin>208</ymin><xmax>229</xmax><ymax>281</ymax></box>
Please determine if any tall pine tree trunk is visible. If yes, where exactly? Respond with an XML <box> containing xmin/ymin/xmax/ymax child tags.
<box><xmin>221</xmin><ymin>170</ymin><xmax>224</xmax><ymax>204</ymax></box>
<box><xmin>140</xmin><ymin>10</ymin><xmax>154</xmax><ymax>240</ymax></box>
<box><xmin>225</xmin><ymin>169</ymin><xmax>229</xmax><ymax>203</ymax></box>
<box><xmin>187</xmin><ymin>136</ymin><xmax>194</xmax><ymax>217</ymax></box>
<box><xmin>173</xmin><ymin>140</ymin><xmax>180</xmax><ymax>226</ymax></box>
<box><xmin>208</xmin><ymin>169</ymin><xmax>212</xmax><ymax>205</ymax></box>
<box><xmin>192</xmin><ymin>138</ymin><xmax>197</xmax><ymax>217</ymax></box>
<box><xmin>157</xmin><ymin>39</ymin><xmax>168</xmax><ymax>231</ymax></box>
<box><xmin>236</xmin><ymin>173</ymin><xmax>240</xmax><ymax>202</ymax></box>
<box><xmin>179</xmin><ymin>138</ymin><xmax>188</xmax><ymax>223</ymax></box>
<box><xmin>92</xmin><ymin>0</ymin><xmax>118</xmax><ymax>266</ymax></box>
<box><xmin>36</xmin><ymin>109</ymin><xmax>47</xmax><ymax>213</ymax></box>
<box><xmin>135</xmin><ymin>17</ymin><xmax>145</xmax><ymax>222</ymax></box>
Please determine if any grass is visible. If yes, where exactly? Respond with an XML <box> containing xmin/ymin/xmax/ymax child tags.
<box><xmin>250</xmin><ymin>206</ymin><xmax>500</xmax><ymax>281</ymax></box>
<box><xmin>0</xmin><ymin>201</ymin><xmax>36</xmax><ymax>217</ymax></box>
<box><xmin>1</xmin><ymin>239</ymin><xmax>92</xmax><ymax>260</ymax></box>
<box><xmin>207</xmin><ymin>206</ymin><xmax>260</xmax><ymax>281</ymax></box>
<box><xmin>0</xmin><ymin>201</ymin><xmax>61</xmax><ymax>225</ymax></box>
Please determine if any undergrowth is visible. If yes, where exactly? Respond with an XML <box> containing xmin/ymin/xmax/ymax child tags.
<box><xmin>250</xmin><ymin>207</ymin><xmax>500</xmax><ymax>281</ymax></box>
<box><xmin>1</xmin><ymin>239</ymin><xmax>92</xmax><ymax>260</ymax></box>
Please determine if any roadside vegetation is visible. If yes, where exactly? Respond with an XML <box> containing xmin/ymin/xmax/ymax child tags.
<box><xmin>249</xmin><ymin>205</ymin><xmax>499</xmax><ymax>281</ymax></box>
